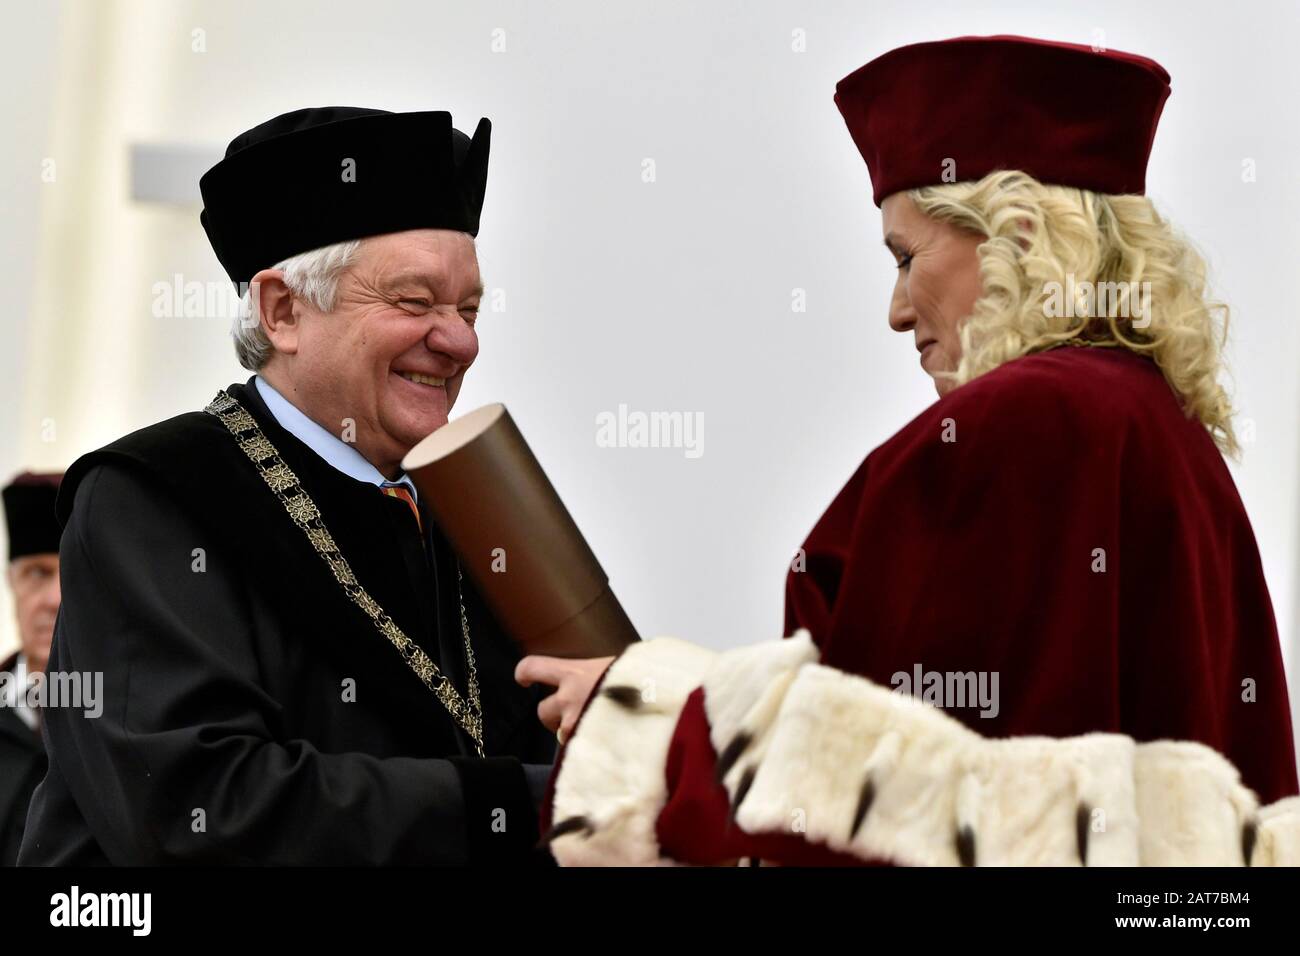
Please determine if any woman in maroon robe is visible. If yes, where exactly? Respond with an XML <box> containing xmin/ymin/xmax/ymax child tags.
<box><xmin>518</xmin><ymin>35</ymin><xmax>1300</xmax><ymax>866</ymax></box>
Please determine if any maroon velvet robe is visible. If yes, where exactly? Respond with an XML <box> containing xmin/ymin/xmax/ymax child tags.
<box><xmin>651</xmin><ymin>346</ymin><xmax>1297</xmax><ymax>864</ymax></box>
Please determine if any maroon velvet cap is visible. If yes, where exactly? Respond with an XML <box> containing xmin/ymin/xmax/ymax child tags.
<box><xmin>835</xmin><ymin>34</ymin><xmax>1171</xmax><ymax>206</ymax></box>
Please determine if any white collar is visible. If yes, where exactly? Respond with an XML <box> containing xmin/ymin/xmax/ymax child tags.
<box><xmin>2</xmin><ymin>654</ymin><xmax>39</xmax><ymax>731</ymax></box>
<box><xmin>253</xmin><ymin>376</ymin><xmax>419</xmax><ymax>502</ymax></box>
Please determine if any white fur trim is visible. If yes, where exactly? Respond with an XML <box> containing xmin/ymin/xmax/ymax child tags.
<box><xmin>1252</xmin><ymin>796</ymin><xmax>1300</xmax><ymax>866</ymax></box>
<box><xmin>548</xmin><ymin>637</ymin><xmax>717</xmax><ymax>866</ymax></box>
<box><xmin>727</xmin><ymin>663</ymin><xmax>1141</xmax><ymax>865</ymax></box>
<box><xmin>551</xmin><ymin>634</ymin><xmax>1300</xmax><ymax>867</ymax></box>
<box><xmin>978</xmin><ymin>734</ymin><xmax>1141</xmax><ymax>865</ymax></box>
<box><xmin>702</xmin><ymin>630</ymin><xmax>820</xmax><ymax>747</ymax></box>
<box><xmin>1133</xmin><ymin>741</ymin><xmax>1257</xmax><ymax>865</ymax></box>
<box><xmin>703</xmin><ymin>630</ymin><xmax>821</xmax><ymax>799</ymax></box>
<box><xmin>732</xmin><ymin>663</ymin><xmax>979</xmax><ymax>864</ymax></box>
<box><xmin>716</xmin><ymin>656</ymin><xmax>1293</xmax><ymax>866</ymax></box>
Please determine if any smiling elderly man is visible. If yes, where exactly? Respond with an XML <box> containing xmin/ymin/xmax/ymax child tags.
<box><xmin>19</xmin><ymin>107</ymin><xmax>555</xmax><ymax>865</ymax></box>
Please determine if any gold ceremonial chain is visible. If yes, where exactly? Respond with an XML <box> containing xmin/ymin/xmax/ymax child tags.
<box><xmin>205</xmin><ymin>389</ymin><xmax>485</xmax><ymax>756</ymax></box>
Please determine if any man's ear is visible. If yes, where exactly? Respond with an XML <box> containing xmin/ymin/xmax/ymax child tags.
<box><xmin>250</xmin><ymin>269</ymin><xmax>299</xmax><ymax>355</ymax></box>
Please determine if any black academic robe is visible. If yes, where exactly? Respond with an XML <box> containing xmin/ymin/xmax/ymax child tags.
<box><xmin>0</xmin><ymin>654</ymin><xmax>45</xmax><ymax>866</ymax></box>
<box><xmin>19</xmin><ymin>379</ymin><xmax>554</xmax><ymax>865</ymax></box>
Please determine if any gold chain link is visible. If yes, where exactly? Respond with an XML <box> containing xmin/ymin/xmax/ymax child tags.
<box><xmin>205</xmin><ymin>390</ymin><xmax>485</xmax><ymax>756</ymax></box>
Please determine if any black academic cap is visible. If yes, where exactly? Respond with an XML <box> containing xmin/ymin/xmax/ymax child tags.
<box><xmin>199</xmin><ymin>107</ymin><xmax>491</xmax><ymax>288</ymax></box>
<box><xmin>3</xmin><ymin>472</ymin><xmax>63</xmax><ymax>561</ymax></box>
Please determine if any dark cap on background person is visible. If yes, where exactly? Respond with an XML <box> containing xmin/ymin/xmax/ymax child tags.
<box><xmin>2</xmin><ymin>472</ymin><xmax>63</xmax><ymax>561</ymax></box>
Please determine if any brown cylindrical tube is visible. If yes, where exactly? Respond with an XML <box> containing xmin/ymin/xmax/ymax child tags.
<box><xmin>402</xmin><ymin>404</ymin><xmax>639</xmax><ymax>658</ymax></box>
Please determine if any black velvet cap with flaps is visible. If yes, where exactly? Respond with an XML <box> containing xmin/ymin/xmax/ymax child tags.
<box><xmin>199</xmin><ymin>106</ymin><xmax>491</xmax><ymax>288</ymax></box>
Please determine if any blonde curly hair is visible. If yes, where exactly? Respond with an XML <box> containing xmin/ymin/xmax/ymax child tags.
<box><xmin>908</xmin><ymin>170</ymin><xmax>1238</xmax><ymax>456</ymax></box>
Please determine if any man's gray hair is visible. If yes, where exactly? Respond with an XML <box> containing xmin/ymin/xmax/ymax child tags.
<box><xmin>232</xmin><ymin>238</ymin><xmax>363</xmax><ymax>371</ymax></box>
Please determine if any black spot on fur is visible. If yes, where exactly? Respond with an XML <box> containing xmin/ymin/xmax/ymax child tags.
<box><xmin>1076</xmin><ymin>803</ymin><xmax>1090</xmax><ymax>866</ymax></box>
<box><xmin>601</xmin><ymin>685</ymin><xmax>642</xmax><ymax>709</ymax></box>
<box><xmin>730</xmin><ymin>766</ymin><xmax>756</xmax><ymax>819</ymax></box>
<box><xmin>538</xmin><ymin>815</ymin><xmax>593</xmax><ymax>847</ymax></box>
<box><xmin>850</xmin><ymin>778</ymin><xmax>876</xmax><ymax>840</ymax></box>
<box><xmin>715</xmin><ymin>731</ymin><xmax>753</xmax><ymax>784</ymax></box>
<box><xmin>1243</xmin><ymin>819</ymin><xmax>1257</xmax><ymax>866</ymax></box>
<box><xmin>956</xmin><ymin>825</ymin><xmax>976</xmax><ymax>867</ymax></box>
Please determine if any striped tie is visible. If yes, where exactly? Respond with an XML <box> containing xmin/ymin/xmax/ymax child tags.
<box><xmin>381</xmin><ymin>484</ymin><xmax>422</xmax><ymax>532</ymax></box>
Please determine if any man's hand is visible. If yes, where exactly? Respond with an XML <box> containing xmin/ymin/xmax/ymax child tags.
<box><xmin>515</xmin><ymin>655</ymin><xmax>616</xmax><ymax>743</ymax></box>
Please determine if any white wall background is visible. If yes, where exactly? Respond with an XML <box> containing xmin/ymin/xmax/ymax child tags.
<box><xmin>2</xmin><ymin>1</ymin><xmax>1297</xmax><ymax>745</ymax></box>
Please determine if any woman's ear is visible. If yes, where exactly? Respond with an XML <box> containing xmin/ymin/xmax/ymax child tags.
<box><xmin>249</xmin><ymin>269</ymin><xmax>298</xmax><ymax>355</ymax></box>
